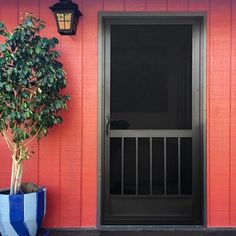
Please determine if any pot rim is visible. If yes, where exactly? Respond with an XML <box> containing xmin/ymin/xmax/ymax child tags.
<box><xmin>0</xmin><ymin>187</ymin><xmax>46</xmax><ymax>196</ymax></box>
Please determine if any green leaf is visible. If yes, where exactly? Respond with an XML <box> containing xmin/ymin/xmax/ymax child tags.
<box><xmin>42</xmin><ymin>127</ymin><xmax>47</xmax><ymax>135</ymax></box>
<box><xmin>37</xmin><ymin>71</ymin><xmax>42</xmax><ymax>77</ymax></box>
<box><xmin>35</xmin><ymin>46</ymin><xmax>41</xmax><ymax>54</ymax></box>
<box><xmin>49</xmin><ymin>77</ymin><xmax>54</xmax><ymax>84</ymax></box>
<box><xmin>52</xmin><ymin>37</ymin><xmax>59</xmax><ymax>44</ymax></box>
<box><xmin>22</xmin><ymin>103</ymin><xmax>28</xmax><ymax>109</ymax></box>
<box><xmin>0</xmin><ymin>22</ymin><xmax>5</xmax><ymax>29</ymax></box>
<box><xmin>5</xmin><ymin>84</ymin><xmax>11</xmax><ymax>92</ymax></box>
<box><xmin>24</xmin><ymin>111</ymin><xmax>31</xmax><ymax>119</ymax></box>
<box><xmin>21</xmin><ymin>79</ymin><xmax>28</xmax><ymax>85</ymax></box>
<box><xmin>7</xmin><ymin>68</ymin><xmax>12</xmax><ymax>75</ymax></box>
<box><xmin>0</xmin><ymin>44</ymin><xmax>7</xmax><ymax>52</ymax></box>
<box><xmin>25</xmin><ymin>19</ymin><xmax>33</xmax><ymax>27</ymax></box>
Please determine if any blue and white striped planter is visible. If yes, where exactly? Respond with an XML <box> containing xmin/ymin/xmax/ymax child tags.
<box><xmin>0</xmin><ymin>187</ymin><xmax>46</xmax><ymax>236</ymax></box>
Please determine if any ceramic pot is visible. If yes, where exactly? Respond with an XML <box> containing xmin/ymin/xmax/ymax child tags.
<box><xmin>0</xmin><ymin>187</ymin><xmax>46</xmax><ymax>236</ymax></box>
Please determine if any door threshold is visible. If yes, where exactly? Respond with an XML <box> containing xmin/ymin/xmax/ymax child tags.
<box><xmin>99</xmin><ymin>225</ymin><xmax>206</xmax><ymax>231</ymax></box>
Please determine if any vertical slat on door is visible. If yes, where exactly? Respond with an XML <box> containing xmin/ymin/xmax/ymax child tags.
<box><xmin>136</xmin><ymin>137</ymin><xmax>138</xmax><ymax>195</ymax></box>
<box><xmin>178</xmin><ymin>137</ymin><xmax>181</xmax><ymax>195</ymax></box>
<box><xmin>121</xmin><ymin>137</ymin><xmax>124</xmax><ymax>195</ymax></box>
<box><xmin>164</xmin><ymin>137</ymin><xmax>167</xmax><ymax>195</ymax></box>
<box><xmin>150</xmin><ymin>137</ymin><xmax>153</xmax><ymax>195</ymax></box>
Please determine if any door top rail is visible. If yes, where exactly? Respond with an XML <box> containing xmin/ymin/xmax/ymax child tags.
<box><xmin>110</xmin><ymin>130</ymin><xmax>192</xmax><ymax>138</ymax></box>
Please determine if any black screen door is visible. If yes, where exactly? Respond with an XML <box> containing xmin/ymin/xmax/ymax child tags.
<box><xmin>102</xmin><ymin>18</ymin><xmax>202</xmax><ymax>225</ymax></box>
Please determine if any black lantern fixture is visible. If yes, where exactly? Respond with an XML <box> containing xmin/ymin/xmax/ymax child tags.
<box><xmin>50</xmin><ymin>0</ymin><xmax>82</xmax><ymax>35</ymax></box>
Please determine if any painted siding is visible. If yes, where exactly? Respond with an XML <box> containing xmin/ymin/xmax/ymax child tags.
<box><xmin>0</xmin><ymin>0</ymin><xmax>235</xmax><ymax>228</ymax></box>
<box><xmin>231</xmin><ymin>0</ymin><xmax>236</xmax><ymax>226</ymax></box>
<box><xmin>208</xmin><ymin>0</ymin><xmax>231</xmax><ymax>226</ymax></box>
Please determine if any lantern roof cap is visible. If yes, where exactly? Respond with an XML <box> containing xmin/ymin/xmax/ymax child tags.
<box><xmin>50</xmin><ymin>0</ymin><xmax>82</xmax><ymax>17</ymax></box>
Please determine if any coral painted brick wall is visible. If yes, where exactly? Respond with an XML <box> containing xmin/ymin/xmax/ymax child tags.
<box><xmin>0</xmin><ymin>0</ymin><xmax>236</xmax><ymax>228</ymax></box>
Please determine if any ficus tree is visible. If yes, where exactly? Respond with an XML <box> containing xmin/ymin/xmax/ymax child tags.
<box><xmin>0</xmin><ymin>13</ymin><xmax>70</xmax><ymax>195</ymax></box>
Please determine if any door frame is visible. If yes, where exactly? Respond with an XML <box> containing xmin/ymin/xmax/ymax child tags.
<box><xmin>97</xmin><ymin>12</ymin><xmax>207</xmax><ymax>228</ymax></box>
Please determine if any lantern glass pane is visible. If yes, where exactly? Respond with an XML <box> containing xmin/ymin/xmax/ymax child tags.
<box><xmin>65</xmin><ymin>21</ymin><xmax>71</xmax><ymax>30</ymax></box>
<box><xmin>59</xmin><ymin>22</ymin><xmax>65</xmax><ymax>30</ymax></box>
<box><xmin>56</xmin><ymin>13</ymin><xmax>64</xmax><ymax>21</ymax></box>
<box><xmin>65</xmin><ymin>13</ymin><xmax>72</xmax><ymax>21</ymax></box>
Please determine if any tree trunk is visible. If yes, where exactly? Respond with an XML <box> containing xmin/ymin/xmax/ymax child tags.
<box><xmin>10</xmin><ymin>146</ymin><xmax>23</xmax><ymax>195</ymax></box>
<box><xmin>10</xmin><ymin>158</ymin><xmax>16</xmax><ymax>195</ymax></box>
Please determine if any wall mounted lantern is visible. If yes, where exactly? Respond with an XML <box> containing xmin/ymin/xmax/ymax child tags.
<box><xmin>50</xmin><ymin>0</ymin><xmax>82</xmax><ymax>35</ymax></box>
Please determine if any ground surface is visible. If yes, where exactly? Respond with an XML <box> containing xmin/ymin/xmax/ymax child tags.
<box><xmin>49</xmin><ymin>229</ymin><xmax>236</xmax><ymax>236</ymax></box>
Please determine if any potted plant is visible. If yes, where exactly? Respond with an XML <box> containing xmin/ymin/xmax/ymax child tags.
<box><xmin>0</xmin><ymin>13</ymin><xmax>69</xmax><ymax>236</ymax></box>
